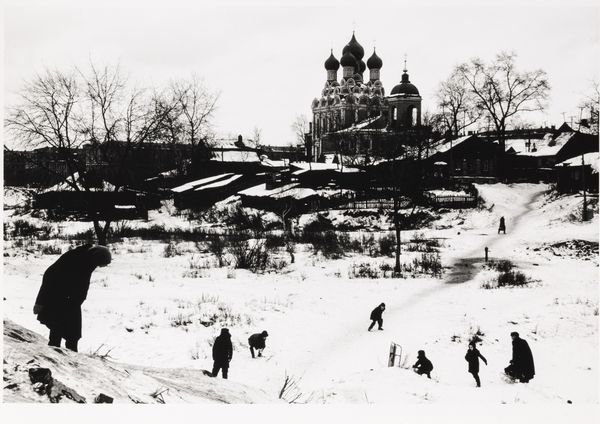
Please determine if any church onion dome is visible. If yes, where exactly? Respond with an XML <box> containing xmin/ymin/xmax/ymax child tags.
<box><xmin>342</xmin><ymin>32</ymin><xmax>365</xmax><ymax>60</ymax></box>
<box><xmin>328</xmin><ymin>96</ymin><xmax>336</xmax><ymax>106</ymax></box>
<box><xmin>359</xmin><ymin>94</ymin><xmax>369</xmax><ymax>104</ymax></box>
<box><xmin>319</xmin><ymin>97</ymin><xmax>328</xmax><ymax>107</ymax></box>
<box><xmin>330</xmin><ymin>80</ymin><xmax>340</xmax><ymax>87</ymax></box>
<box><xmin>367</xmin><ymin>49</ymin><xmax>383</xmax><ymax>69</ymax></box>
<box><xmin>333</xmin><ymin>95</ymin><xmax>341</xmax><ymax>104</ymax></box>
<box><xmin>324</xmin><ymin>50</ymin><xmax>340</xmax><ymax>71</ymax></box>
<box><xmin>358</xmin><ymin>59</ymin><xmax>366</xmax><ymax>73</ymax></box>
<box><xmin>341</xmin><ymin>85</ymin><xmax>350</xmax><ymax>95</ymax></box>
<box><xmin>340</xmin><ymin>50</ymin><xmax>358</xmax><ymax>67</ymax></box>
<box><xmin>390</xmin><ymin>70</ymin><xmax>420</xmax><ymax>96</ymax></box>
<box><xmin>345</xmin><ymin>94</ymin><xmax>357</xmax><ymax>104</ymax></box>
<box><xmin>312</xmin><ymin>98</ymin><xmax>319</xmax><ymax>108</ymax></box>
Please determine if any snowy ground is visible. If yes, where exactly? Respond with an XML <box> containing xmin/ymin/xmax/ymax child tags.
<box><xmin>2</xmin><ymin>183</ymin><xmax>598</xmax><ymax>404</ymax></box>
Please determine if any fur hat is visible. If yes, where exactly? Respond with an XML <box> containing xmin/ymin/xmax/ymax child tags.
<box><xmin>261</xmin><ymin>330</ymin><xmax>269</xmax><ymax>337</ymax></box>
<box><xmin>88</xmin><ymin>245</ymin><xmax>111</xmax><ymax>266</ymax></box>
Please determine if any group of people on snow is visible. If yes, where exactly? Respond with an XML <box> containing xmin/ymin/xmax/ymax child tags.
<box><xmin>32</xmin><ymin>244</ymin><xmax>534</xmax><ymax>386</ymax></box>
<box><xmin>367</xmin><ymin>302</ymin><xmax>535</xmax><ymax>386</ymax></box>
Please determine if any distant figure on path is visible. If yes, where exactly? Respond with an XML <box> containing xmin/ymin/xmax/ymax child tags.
<box><xmin>412</xmin><ymin>350</ymin><xmax>433</xmax><ymax>379</ymax></box>
<box><xmin>368</xmin><ymin>303</ymin><xmax>386</xmax><ymax>331</ymax></box>
<box><xmin>465</xmin><ymin>342</ymin><xmax>487</xmax><ymax>387</ymax></box>
<box><xmin>33</xmin><ymin>244</ymin><xmax>112</xmax><ymax>352</ymax></box>
<box><xmin>498</xmin><ymin>216</ymin><xmax>506</xmax><ymax>234</ymax></box>
<box><xmin>248</xmin><ymin>330</ymin><xmax>269</xmax><ymax>358</ymax></box>
<box><xmin>504</xmin><ymin>331</ymin><xmax>535</xmax><ymax>383</ymax></box>
<box><xmin>212</xmin><ymin>328</ymin><xmax>233</xmax><ymax>379</ymax></box>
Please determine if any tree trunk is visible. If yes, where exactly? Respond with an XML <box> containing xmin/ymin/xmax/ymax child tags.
<box><xmin>394</xmin><ymin>197</ymin><xmax>401</xmax><ymax>274</ymax></box>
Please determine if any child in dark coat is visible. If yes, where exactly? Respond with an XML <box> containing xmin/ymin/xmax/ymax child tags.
<box><xmin>368</xmin><ymin>303</ymin><xmax>386</xmax><ymax>331</ymax></box>
<box><xmin>465</xmin><ymin>342</ymin><xmax>487</xmax><ymax>387</ymax></box>
<box><xmin>412</xmin><ymin>350</ymin><xmax>433</xmax><ymax>379</ymax></box>
<box><xmin>248</xmin><ymin>330</ymin><xmax>268</xmax><ymax>358</ymax></box>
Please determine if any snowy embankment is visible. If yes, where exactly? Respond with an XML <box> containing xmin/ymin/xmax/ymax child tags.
<box><xmin>3</xmin><ymin>319</ymin><xmax>275</xmax><ymax>403</ymax></box>
<box><xmin>3</xmin><ymin>183</ymin><xmax>598</xmax><ymax>404</ymax></box>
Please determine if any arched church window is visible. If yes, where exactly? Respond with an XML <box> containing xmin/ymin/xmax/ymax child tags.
<box><xmin>411</xmin><ymin>107</ymin><xmax>418</xmax><ymax>127</ymax></box>
<box><xmin>393</xmin><ymin>107</ymin><xmax>398</xmax><ymax>121</ymax></box>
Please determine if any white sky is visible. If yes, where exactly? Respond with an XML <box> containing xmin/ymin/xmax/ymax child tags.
<box><xmin>3</xmin><ymin>0</ymin><xmax>599</xmax><ymax>147</ymax></box>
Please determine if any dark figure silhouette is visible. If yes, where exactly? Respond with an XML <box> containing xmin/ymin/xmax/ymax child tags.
<box><xmin>33</xmin><ymin>244</ymin><xmax>111</xmax><ymax>352</ymax></box>
<box><xmin>465</xmin><ymin>342</ymin><xmax>487</xmax><ymax>387</ymax></box>
<box><xmin>368</xmin><ymin>303</ymin><xmax>386</xmax><ymax>331</ymax></box>
<box><xmin>248</xmin><ymin>330</ymin><xmax>268</xmax><ymax>358</ymax></box>
<box><xmin>212</xmin><ymin>328</ymin><xmax>233</xmax><ymax>379</ymax></box>
<box><xmin>412</xmin><ymin>350</ymin><xmax>433</xmax><ymax>379</ymax></box>
<box><xmin>498</xmin><ymin>216</ymin><xmax>506</xmax><ymax>234</ymax></box>
<box><xmin>504</xmin><ymin>332</ymin><xmax>535</xmax><ymax>383</ymax></box>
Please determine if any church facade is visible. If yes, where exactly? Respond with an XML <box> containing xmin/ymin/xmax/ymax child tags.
<box><xmin>309</xmin><ymin>33</ymin><xmax>425</xmax><ymax>163</ymax></box>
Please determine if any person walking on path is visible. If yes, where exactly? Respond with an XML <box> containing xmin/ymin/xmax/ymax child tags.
<box><xmin>465</xmin><ymin>342</ymin><xmax>487</xmax><ymax>387</ymax></box>
<box><xmin>212</xmin><ymin>328</ymin><xmax>233</xmax><ymax>379</ymax></box>
<box><xmin>248</xmin><ymin>330</ymin><xmax>268</xmax><ymax>358</ymax></box>
<box><xmin>33</xmin><ymin>244</ymin><xmax>112</xmax><ymax>352</ymax></box>
<box><xmin>368</xmin><ymin>303</ymin><xmax>386</xmax><ymax>331</ymax></box>
<box><xmin>504</xmin><ymin>331</ymin><xmax>535</xmax><ymax>383</ymax></box>
<box><xmin>498</xmin><ymin>216</ymin><xmax>506</xmax><ymax>234</ymax></box>
<box><xmin>412</xmin><ymin>350</ymin><xmax>433</xmax><ymax>379</ymax></box>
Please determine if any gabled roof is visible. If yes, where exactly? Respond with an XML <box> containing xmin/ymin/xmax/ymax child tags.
<box><xmin>555</xmin><ymin>152</ymin><xmax>599</xmax><ymax>174</ymax></box>
<box><xmin>42</xmin><ymin>172</ymin><xmax>118</xmax><ymax>193</ymax></box>
<box><xmin>425</xmin><ymin>135</ymin><xmax>476</xmax><ymax>158</ymax></box>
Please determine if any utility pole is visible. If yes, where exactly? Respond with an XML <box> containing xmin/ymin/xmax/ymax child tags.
<box><xmin>582</xmin><ymin>153</ymin><xmax>588</xmax><ymax>221</ymax></box>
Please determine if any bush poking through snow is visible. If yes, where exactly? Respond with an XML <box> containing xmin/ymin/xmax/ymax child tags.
<box><xmin>163</xmin><ymin>241</ymin><xmax>181</xmax><ymax>258</ymax></box>
<box><xmin>207</xmin><ymin>237</ymin><xmax>228</xmax><ymax>267</ymax></box>
<box><xmin>403</xmin><ymin>253</ymin><xmax>443</xmax><ymax>277</ymax></box>
<box><xmin>378</xmin><ymin>233</ymin><xmax>396</xmax><ymax>257</ymax></box>
<box><xmin>487</xmin><ymin>259</ymin><xmax>515</xmax><ymax>273</ymax></box>
<box><xmin>349</xmin><ymin>262</ymin><xmax>381</xmax><ymax>279</ymax></box>
<box><xmin>278</xmin><ymin>373</ymin><xmax>312</xmax><ymax>404</ymax></box>
<box><xmin>497</xmin><ymin>270</ymin><xmax>529</xmax><ymax>287</ymax></box>
<box><xmin>228</xmin><ymin>239</ymin><xmax>270</xmax><ymax>272</ymax></box>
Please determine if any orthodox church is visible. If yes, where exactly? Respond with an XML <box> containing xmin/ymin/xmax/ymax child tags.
<box><xmin>309</xmin><ymin>32</ymin><xmax>424</xmax><ymax>162</ymax></box>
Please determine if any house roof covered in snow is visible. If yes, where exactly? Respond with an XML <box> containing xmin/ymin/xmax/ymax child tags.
<box><xmin>42</xmin><ymin>172</ymin><xmax>118</xmax><ymax>193</ymax></box>
<box><xmin>555</xmin><ymin>152</ymin><xmax>600</xmax><ymax>173</ymax></box>
<box><xmin>171</xmin><ymin>173</ymin><xmax>234</xmax><ymax>193</ymax></box>
<box><xmin>238</xmin><ymin>183</ymin><xmax>317</xmax><ymax>200</ymax></box>
<box><xmin>194</xmin><ymin>174</ymin><xmax>242</xmax><ymax>191</ymax></box>
<box><xmin>211</xmin><ymin>150</ymin><xmax>260</xmax><ymax>163</ymax></box>
<box><xmin>334</xmin><ymin>115</ymin><xmax>387</xmax><ymax>133</ymax></box>
<box><xmin>507</xmin><ymin>132</ymin><xmax>575</xmax><ymax>157</ymax></box>
<box><xmin>425</xmin><ymin>135</ymin><xmax>475</xmax><ymax>158</ymax></box>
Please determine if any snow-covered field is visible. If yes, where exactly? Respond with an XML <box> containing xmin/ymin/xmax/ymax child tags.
<box><xmin>2</xmin><ymin>183</ymin><xmax>598</xmax><ymax>404</ymax></box>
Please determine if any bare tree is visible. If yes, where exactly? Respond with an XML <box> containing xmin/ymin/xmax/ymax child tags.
<box><xmin>167</xmin><ymin>75</ymin><xmax>220</xmax><ymax>168</ymax></box>
<box><xmin>578</xmin><ymin>79</ymin><xmax>599</xmax><ymax>135</ymax></box>
<box><xmin>457</xmin><ymin>52</ymin><xmax>550</xmax><ymax>170</ymax></box>
<box><xmin>436</xmin><ymin>67</ymin><xmax>482</xmax><ymax>138</ymax></box>
<box><xmin>6</xmin><ymin>64</ymin><xmax>181</xmax><ymax>245</ymax></box>
<box><xmin>290</xmin><ymin>114</ymin><xmax>309</xmax><ymax>147</ymax></box>
<box><xmin>247</xmin><ymin>126</ymin><xmax>262</xmax><ymax>149</ymax></box>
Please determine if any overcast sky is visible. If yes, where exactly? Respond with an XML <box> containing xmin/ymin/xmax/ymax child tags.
<box><xmin>3</xmin><ymin>0</ymin><xmax>599</xmax><ymax>147</ymax></box>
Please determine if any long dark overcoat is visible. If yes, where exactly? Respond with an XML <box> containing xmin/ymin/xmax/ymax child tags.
<box><xmin>35</xmin><ymin>244</ymin><xmax>97</xmax><ymax>340</ymax></box>
<box><xmin>512</xmin><ymin>337</ymin><xmax>535</xmax><ymax>379</ymax></box>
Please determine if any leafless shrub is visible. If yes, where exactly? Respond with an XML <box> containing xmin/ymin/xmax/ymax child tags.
<box><xmin>278</xmin><ymin>372</ymin><xmax>312</xmax><ymax>404</ymax></box>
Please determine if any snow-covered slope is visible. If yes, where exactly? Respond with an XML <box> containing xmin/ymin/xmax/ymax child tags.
<box><xmin>3</xmin><ymin>320</ymin><xmax>276</xmax><ymax>404</ymax></box>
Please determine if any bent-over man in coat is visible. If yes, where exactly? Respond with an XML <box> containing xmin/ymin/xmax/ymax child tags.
<box><xmin>33</xmin><ymin>244</ymin><xmax>111</xmax><ymax>352</ymax></box>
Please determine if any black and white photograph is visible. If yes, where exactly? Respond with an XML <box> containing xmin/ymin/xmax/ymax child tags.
<box><xmin>1</xmin><ymin>0</ymin><xmax>598</xmax><ymax>421</ymax></box>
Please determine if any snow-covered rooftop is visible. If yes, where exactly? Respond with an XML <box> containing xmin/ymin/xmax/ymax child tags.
<box><xmin>555</xmin><ymin>152</ymin><xmax>600</xmax><ymax>173</ymax></box>
<box><xmin>211</xmin><ymin>150</ymin><xmax>260</xmax><ymax>163</ymax></box>
<box><xmin>238</xmin><ymin>183</ymin><xmax>317</xmax><ymax>200</ymax></box>
<box><xmin>42</xmin><ymin>172</ymin><xmax>117</xmax><ymax>193</ymax></box>
<box><xmin>171</xmin><ymin>173</ymin><xmax>234</xmax><ymax>193</ymax></box>
<box><xmin>194</xmin><ymin>174</ymin><xmax>242</xmax><ymax>191</ymax></box>
<box><xmin>426</xmin><ymin>135</ymin><xmax>474</xmax><ymax>157</ymax></box>
<box><xmin>509</xmin><ymin>132</ymin><xmax>575</xmax><ymax>157</ymax></box>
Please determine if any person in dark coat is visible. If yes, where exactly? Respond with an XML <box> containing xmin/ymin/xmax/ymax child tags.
<box><xmin>504</xmin><ymin>331</ymin><xmax>535</xmax><ymax>383</ymax></box>
<box><xmin>498</xmin><ymin>216</ymin><xmax>506</xmax><ymax>234</ymax></box>
<box><xmin>248</xmin><ymin>330</ymin><xmax>268</xmax><ymax>358</ymax></box>
<box><xmin>412</xmin><ymin>350</ymin><xmax>433</xmax><ymax>379</ymax></box>
<box><xmin>33</xmin><ymin>244</ymin><xmax>112</xmax><ymax>352</ymax></box>
<box><xmin>212</xmin><ymin>328</ymin><xmax>233</xmax><ymax>379</ymax></box>
<box><xmin>465</xmin><ymin>342</ymin><xmax>487</xmax><ymax>387</ymax></box>
<box><xmin>368</xmin><ymin>302</ymin><xmax>386</xmax><ymax>331</ymax></box>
